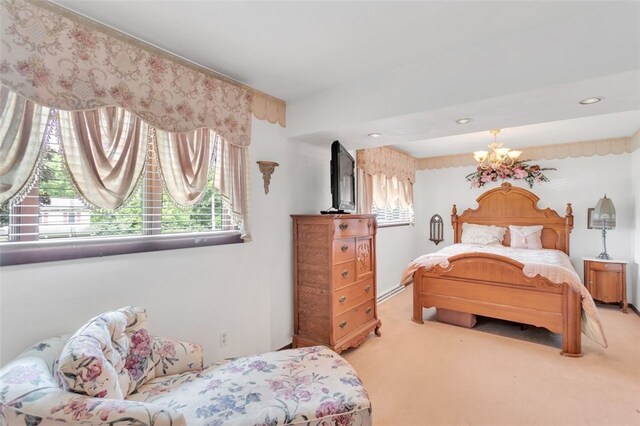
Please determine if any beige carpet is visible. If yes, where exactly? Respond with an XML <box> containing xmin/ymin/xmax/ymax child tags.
<box><xmin>343</xmin><ymin>285</ymin><xmax>640</xmax><ymax>426</ymax></box>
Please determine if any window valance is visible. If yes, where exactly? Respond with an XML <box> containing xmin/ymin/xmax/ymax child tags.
<box><xmin>356</xmin><ymin>146</ymin><xmax>417</xmax><ymax>184</ymax></box>
<box><xmin>0</xmin><ymin>0</ymin><xmax>285</xmax><ymax>146</ymax></box>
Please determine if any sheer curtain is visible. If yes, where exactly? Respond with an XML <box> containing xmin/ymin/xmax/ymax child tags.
<box><xmin>58</xmin><ymin>107</ymin><xmax>148</xmax><ymax>210</ymax></box>
<box><xmin>356</xmin><ymin>147</ymin><xmax>416</xmax><ymax>214</ymax></box>
<box><xmin>0</xmin><ymin>87</ymin><xmax>50</xmax><ymax>204</ymax></box>
<box><xmin>217</xmin><ymin>140</ymin><xmax>251</xmax><ymax>241</ymax></box>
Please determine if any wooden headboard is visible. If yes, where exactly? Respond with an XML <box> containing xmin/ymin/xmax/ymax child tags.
<box><xmin>451</xmin><ymin>183</ymin><xmax>574</xmax><ymax>255</ymax></box>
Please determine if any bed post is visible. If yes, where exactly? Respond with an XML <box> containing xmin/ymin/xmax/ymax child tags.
<box><xmin>412</xmin><ymin>272</ymin><xmax>424</xmax><ymax>324</ymax></box>
<box><xmin>561</xmin><ymin>285</ymin><xmax>582</xmax><ymax>357</ymax></box>
<box><xmin>565</xmin><ymin>203</ymin><xmax>574</xmax><ymax>256</ymax></box>
<box><xmin>451</xmin><ymin>204</ymin><xmax>459</xmax><ymax>244</ymax></box>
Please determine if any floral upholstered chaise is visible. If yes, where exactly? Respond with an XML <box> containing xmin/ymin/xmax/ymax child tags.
<box><xmin>0</xmin><ymin>307</ymin><xmax>372</xmax><ymax>425</ymax></box>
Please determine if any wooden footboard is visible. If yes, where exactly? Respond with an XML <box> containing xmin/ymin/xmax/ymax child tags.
<box><xmin>412</xmin><ymin>253</ymin><xmax>582</xmax><ymax>357</ymax></box>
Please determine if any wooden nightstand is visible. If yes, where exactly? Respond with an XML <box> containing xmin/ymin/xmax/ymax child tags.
<box><xmin>583</xmin><ymin>258</ymin><xmax>628</xmax><ymax>313</ymax></box>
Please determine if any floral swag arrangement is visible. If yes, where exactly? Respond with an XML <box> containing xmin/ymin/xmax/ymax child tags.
<box><xmin>466</xmin><ymin>160</ymin><xmax>555</xmax><ymax>188</ymax></box>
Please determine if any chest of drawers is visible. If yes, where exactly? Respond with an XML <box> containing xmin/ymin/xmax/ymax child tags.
<box><xmin>291</xmin><ymin>214</ymin><xmax>382</xmax><ymax>353</ymax></box>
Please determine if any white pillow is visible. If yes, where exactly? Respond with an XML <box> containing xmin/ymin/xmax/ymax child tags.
<box><xmin>461</xmin><ymin>223</ymin><xmax>506</xmax><ymax>245</ymax></box>
<box><xmin>509</xmin><ymin>225</ymin><xmax>543</xmax><ymax>249</ymax></box>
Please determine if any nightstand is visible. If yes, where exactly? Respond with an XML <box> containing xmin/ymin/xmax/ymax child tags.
<box><xmin>583</xmin><ymin>258</ymin><xmax>628</xmax><ymax>313</ymax></box>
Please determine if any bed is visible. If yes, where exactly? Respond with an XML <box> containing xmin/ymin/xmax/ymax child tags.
<box><xmin>403</xmin><ymin>183</ymin><xmax>606</xmax><ymax>356</ymax></box>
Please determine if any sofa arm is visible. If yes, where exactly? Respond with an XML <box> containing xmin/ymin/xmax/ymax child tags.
<box><xmin>0</xmin><ymin>357</ymin><xmax>186</xmax><ymax>426</ymax></box>
<box><xmin>151</xmin><ymin>336</ymin><xmax>204</xmax><ymax>377</ymax></box>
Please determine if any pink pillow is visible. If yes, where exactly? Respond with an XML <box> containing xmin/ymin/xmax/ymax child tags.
<box><xmin>509</xmin><ymin>225</ymin><xmax>543</xmax><ymax>249</ymax></box>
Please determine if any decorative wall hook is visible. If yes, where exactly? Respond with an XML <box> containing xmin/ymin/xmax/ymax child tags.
<box><xmin>256</xmin><ymin>161</ymin><xmax>279</xmax><ymax>194</ymax></box>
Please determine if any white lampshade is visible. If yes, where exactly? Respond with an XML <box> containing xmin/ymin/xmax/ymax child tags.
<box><xmin>591</xmin><ymin>195</ymin><xmax>616</xmax><ymax>230</ymax></box>
<box><xmin>473</xmin><ymin>151</ymin><xmax>488</xmax><ymax>162</ymax></box>
<box><xmin>508</xmin><ymin>150</ymin><xmax>523</xmax><ymax>159</ymax></box>
<box><xmin>495</xmin><ymin>148</ymin><xmax>510</xmax><ymax>157</ymax></box>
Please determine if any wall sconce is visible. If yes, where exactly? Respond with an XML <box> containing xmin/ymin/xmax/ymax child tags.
<box><xmin>429</xmin><ymin>214</ymin><xmax>444</xmax><ymax>245</ymax></box>
<box><xmin>256</xmin><ymin>161</ymin><xmax>279</xmax><ymax>194</ymax></box>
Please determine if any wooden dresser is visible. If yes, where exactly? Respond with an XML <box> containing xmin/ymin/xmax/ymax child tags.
<box><xmin>291</xmin><ymin>214</ymin><xmax>381</xmax><ymax>353</ymax></box>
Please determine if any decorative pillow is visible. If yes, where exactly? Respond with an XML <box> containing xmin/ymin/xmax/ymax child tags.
<box><xmin>461</xmin><ymin>223</ymin><xmax>506</xmax><ymax>245</ymax></box>
<box><xmin>56</xmin><ymin>306</ymin><xmax>155</xmax><ymax>399</ymax></box>
<box><xmin>509</xmin><ymin>225</ymin><xmax>543</xmax><ymax>249</ymax></box>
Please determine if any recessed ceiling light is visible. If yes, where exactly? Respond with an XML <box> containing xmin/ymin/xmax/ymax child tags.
<box><xmin>368</xmin><ymin>132</ymin><xmax>383</xmax><ymax>138</ymax></box>
<box><xmin>579</xmin><ymin>97</ymin><xmax>604</xmax><ymax>105</ymax></box>
<box><xmin>455</xmin><ymin>118</ymin><xmax>473</xmax><ymax>124</ymax></box>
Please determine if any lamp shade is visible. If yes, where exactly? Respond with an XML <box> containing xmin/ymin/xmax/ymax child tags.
<box><xmin>590</xmin><ymin>195</ymin><xmax>616</xmax><ymax>230</ymax></box>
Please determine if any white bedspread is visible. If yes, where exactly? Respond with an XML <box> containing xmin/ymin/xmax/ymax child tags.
<box><xmin>401</xmin><ymin>244</ymin><xmax>607</xmax><ymax>348</ymax></box>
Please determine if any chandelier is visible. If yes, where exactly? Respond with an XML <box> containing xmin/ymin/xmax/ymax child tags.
<box><xmin>473</xmin><ymin>129</ymin><xmax>523</xmax><ymax>169</ymax></box>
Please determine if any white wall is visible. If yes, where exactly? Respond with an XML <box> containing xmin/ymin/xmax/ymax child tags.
<box><xmin>375</xmin><ymin>225</ymin><xmax>417</xmax><ymax>297</ymax></box>
<box><xmin>413</xmin><ymin>154</ymin><xmax>635</xmax><ymax>298</ymax></box>
<box><xmin>0</xmin><ymin>119</ymin><xmax>331</xmax><ymax>365</ymax></box>
<box><xmin>631</xmin><ymin>148</ymin><xmax>640</xmax><ymax>307</ymax></box>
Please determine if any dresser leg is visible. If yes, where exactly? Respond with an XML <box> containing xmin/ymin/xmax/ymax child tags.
<box><xmin>622</xmin><ymin>301</ymin><xmax>628</xmax><ymax>314</ymax></box>
<box><xmin>374</xmin><ymin>321</ymin><xmax>382</xmax><ymax>337</ymax></box>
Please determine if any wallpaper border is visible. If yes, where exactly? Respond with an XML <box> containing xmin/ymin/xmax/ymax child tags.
<box><xmin>417</xmin><ymin>135</ymin><xmax>639</xmax><ymax>170</ymax></box>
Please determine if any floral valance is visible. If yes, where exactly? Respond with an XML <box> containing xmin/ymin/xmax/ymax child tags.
<box><xmin>356</xmin><ymin>146</ymin><xmax>417</xmax><ymax>183</ymax></box>
<box><xmin>0</xmin><ymin>0</ymin><xmax>285</xmax><ymax>146</ymax></box>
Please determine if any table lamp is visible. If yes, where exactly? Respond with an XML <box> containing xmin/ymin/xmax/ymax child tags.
<box><xmin>590</xmin><ymin>195</ymin><xmax>615</xmax><ymax>260</ymax></box>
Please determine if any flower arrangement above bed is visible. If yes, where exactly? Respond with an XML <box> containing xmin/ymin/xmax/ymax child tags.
<box><xmin>465</xmin><ymin>160</ymin><xmax>555</xmax><ymax>188</ymax></box>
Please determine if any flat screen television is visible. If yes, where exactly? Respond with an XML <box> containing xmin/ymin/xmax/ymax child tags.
<box><xmin>329</xmin><ymin>140</ymin><xmax>355</xmax><ymax>213</ymax></box>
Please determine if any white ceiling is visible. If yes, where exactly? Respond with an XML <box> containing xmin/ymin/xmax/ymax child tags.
<box><xmin>392</xmin><ymin>110</ymin><xmax>640</xmax><ymax>158</ymax></box>
<box><xmin>53</xmin><ymin>1</ymin><xmax>640</xmax><ymax>158</ymax></box>
<box><xmin>55</xmin><ymin>0</ymin><xmax>619</xmax><ymax>101</ymax></box>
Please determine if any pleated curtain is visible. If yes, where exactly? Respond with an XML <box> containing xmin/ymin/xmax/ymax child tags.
<box><xmin>0</xmin><ymin>87</ymin><xmax>51</xmax><ymax>204</ymax></box>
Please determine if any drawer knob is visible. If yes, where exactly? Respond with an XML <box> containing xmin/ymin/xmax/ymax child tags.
<box><xmin>339</xmin><ymin>223</ymin><xmax>348</xmax><ymax>230</ymax></box>
<box><xmin>339</xmin><ymin>321</ymin><xmax>347</xmax><ymax>328</ymax></box>
<box><xmin>364</xmin><ymin>285</ymin><xmax>371</xmax><ymax>293</ymax></box>
<box><xmin>339</xmin><ymin>296</ymin><xmax>347</xmax><ymax>304</ymax></box>
<box><xmin>365</xmin><ymin>307</ymin><xmax>372</xmax><ymax>314</ymax></box>
<box><xmin>367</xmin><ymin>222</ymin><xmax>371</xmax><ymax>228</ymax></box>
<box><xmin>341</xmin><ymin>270</ymin><xmax>349</xmax><ymax>278</ymax></box>
<box><xmin>341</xmin><ymin>244</ymin><xmax>349</xmax><ymax>252</ymax></box>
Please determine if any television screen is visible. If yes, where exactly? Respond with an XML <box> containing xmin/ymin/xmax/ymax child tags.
<box><xmin>331</xmin><ymin>141</ymin><xmax>355</xmax><ymax>212</ymax></box>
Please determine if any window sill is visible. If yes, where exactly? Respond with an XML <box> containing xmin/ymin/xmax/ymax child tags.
<box><xmin>0</xmin><ymin>231</ymin><xmax>243</xmax><ymax>266</ymax></box>
<box><xmin>377</xmin><ymin>222</ymin><xmax>412</xmax><ymax>229</ymax></box>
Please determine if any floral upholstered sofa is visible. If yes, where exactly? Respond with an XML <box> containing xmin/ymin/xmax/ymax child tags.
<box><xmin>0</xmin><ymin>307</ymin><xmax>372</xmax><ymax>425</ymax></box>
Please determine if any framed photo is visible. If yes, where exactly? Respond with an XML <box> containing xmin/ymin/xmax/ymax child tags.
<box><xmin>587</xmin><ymin>208</ymin><xmax>594</xmax><ymax>229</ymax></box>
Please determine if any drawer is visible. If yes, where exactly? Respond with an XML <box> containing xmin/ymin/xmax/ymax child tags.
<box><xmin>587</xmin><ymin>262</ymin><xmax>623</xmax><ymax>273</ymax></box>
<box><xmin>333</xmin><ymin>261</ymin><xmax>356</xmax><ymax>289</ymax></box>
<box><xmin>333</xmin><ymin>278</ymin><xmax>374</xmax><ymax>316</ymax></box>
<box><xmin>333</xmin><ymin>239</ymin><xmax>355</xmax><ymax>263</ymax></box>
<box><xmin>334</xmin><ymin>299</ymin><xmax>376</xmax><ymax>341</ymax></box>
<box><xmin>334</xmin><ymin>218</ymin><xmax>373</xmax><ymax>238</ymax></box>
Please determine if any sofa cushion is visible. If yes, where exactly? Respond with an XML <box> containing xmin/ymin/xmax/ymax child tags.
<box><xmin>56</xmin><ymin>306</ymin><xmax>155</xmax><ymax>399</ymax></box>
<box><xmin>128</xmin><ymin>346</ymin><xmax>372</xmax><ymax>425</ymax></box>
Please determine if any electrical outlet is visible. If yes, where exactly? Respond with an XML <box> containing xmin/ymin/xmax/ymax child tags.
<box><xmin>219</xmin><ymin>331</ymin><xmax>228</xmax><ymax>347</ymax></box>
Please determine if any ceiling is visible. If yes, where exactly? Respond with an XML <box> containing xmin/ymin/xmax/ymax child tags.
<box><xmin>53</xmin><ymin>1</ymin><xmax>640</xmax><ymax>158</ymax></box>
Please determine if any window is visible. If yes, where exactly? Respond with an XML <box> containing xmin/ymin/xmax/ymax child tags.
<box><xmin>371</xmin><ymin>203</ymin><xmax>414</xmax><ymax>227</ymax></box>
<box><xmin>0</xmin><ymin>114</ymin><xmax>241</xmax><ymax>265</ymax></box>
